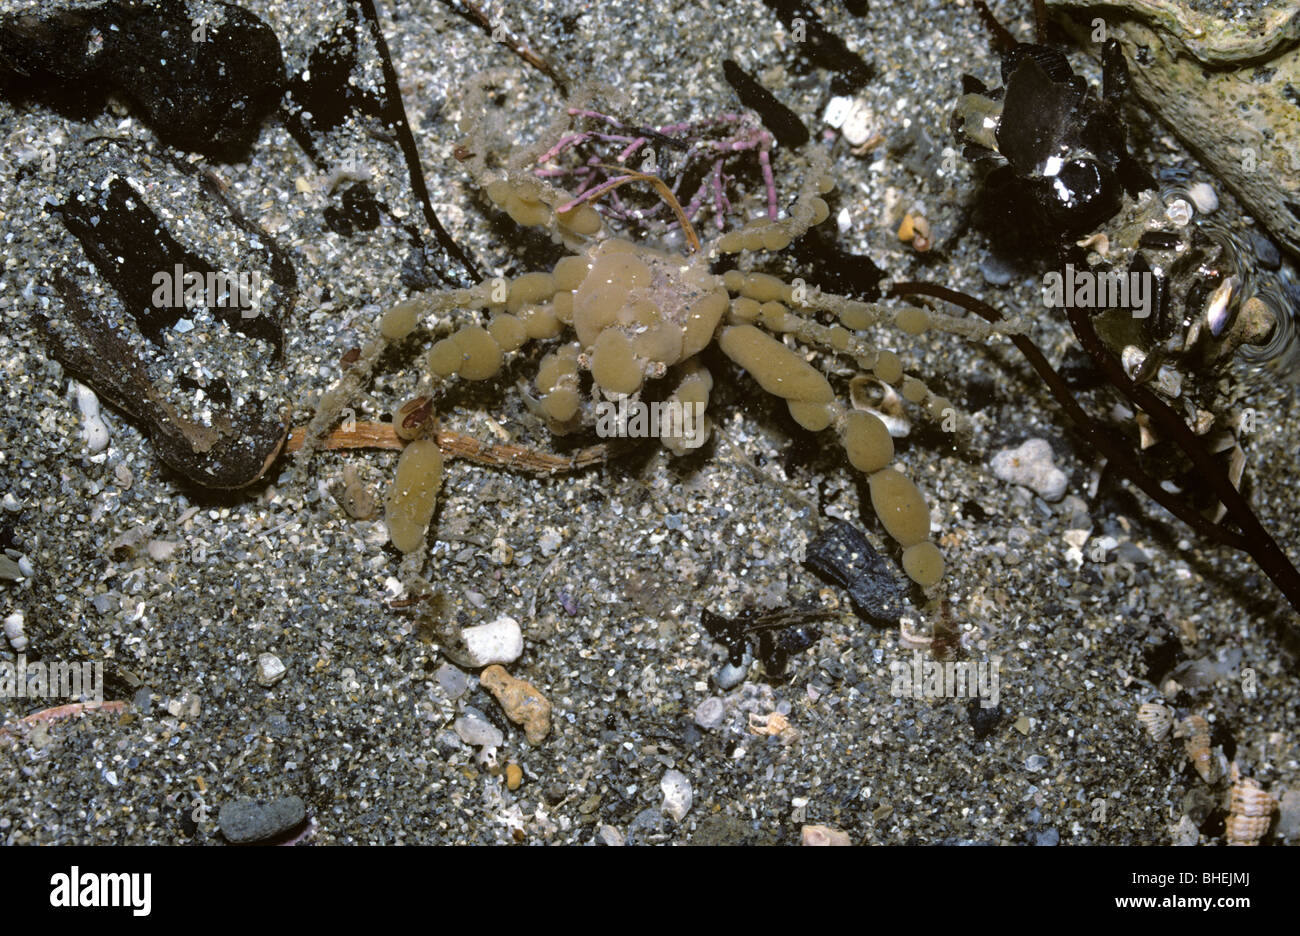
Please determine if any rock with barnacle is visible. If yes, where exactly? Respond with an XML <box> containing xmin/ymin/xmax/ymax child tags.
<box><xmin>479</xmin><ymin>665</ymin><xmax>551</xmax><ymax>746</ymax></box>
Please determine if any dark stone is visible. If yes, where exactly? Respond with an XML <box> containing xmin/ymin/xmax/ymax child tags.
<box><xmin>0</xmin><ymin>0</ymin><xmax>284</xmax><ymax>160</ymax></box>
<box><xmin>967</xmin><ymin>699</ymin><xmax>1002</xmax><ymax>740</ymax></box>
<box><xmin>759</xmin><ymin>0</ymin><xmax>874</xmax><ymax>90</ymax></box>
<box><xmin>323</xmin><ymin>183</ymin><xmax>382</xmax><ymax>237</ymax></box>
<box><xmin>803</xmin><ymin>520</ymin><xmax>906</xmax><ymax>626</ymax></box>
<box><xmin>218</xmin><ymin>795</ymin><xmax>306</xmax><ymax>844</ymax></box>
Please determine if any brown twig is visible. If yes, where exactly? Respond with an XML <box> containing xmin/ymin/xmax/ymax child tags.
<box><xmin>287</xmin><ymin>422</ymin><xmax>613</xmax><ymax>475</ymax></box>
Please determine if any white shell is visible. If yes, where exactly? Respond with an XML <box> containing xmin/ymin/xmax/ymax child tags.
<box><xmin>1137</xmin><ymin>702</ymin><xmax>1174</xmax><ymax>742</ymax></box>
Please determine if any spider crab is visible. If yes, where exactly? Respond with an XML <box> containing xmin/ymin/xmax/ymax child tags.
<box><xmin>296</xmin><ymin>72</ymin><xmax>1025</xmax><ymax>603</ymax></box>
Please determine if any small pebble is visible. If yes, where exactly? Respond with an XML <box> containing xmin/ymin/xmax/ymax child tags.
<box><xmin>991</xmin><ymin>439</ymin><xmax>1068</xmax><ymax>502</ymax></box>
<box><xmin>598</xmin><ymin>824</ymin><xmax>626</xmax><ymax>846</ymax></box>
<box><xmin>218</xmin><ymin>796</ymin><xmax>306</xmax><ymax>844</ymax></box>
<box><xmin>1277</xmin><ymin>790</ymin><xmax>1300</xmax><ymax>841</ymax></box>
<box><xmin>714</xmin><ymin>659</ymin><xmax>749</xmax><ymax>690</ymax></box>
<box><xmin>694</xmin><ymin>696</ymin><xmax>726</xmax><ymax>730</ymax></box>
<box><xmin>256</xmin><ymin>653</ymin><xmax>287</xmax><ymax>687</ymax></box>
<box><xmin>461</xmin><ymin>615</ymin><xmax>524</xmax><ymax>666</ymax></box>
<box><xmin>454</xmin><ymin>711</ymin><xmax>503</xmax><ymax>749</ymax></box>
<box><xmin>1250</xmin><ymin>231</ymin><xmax>1281</xmax><ymax>270</ymax></box>
<box><xmin>1025</xmin><ymin>754</ymin><xmax>1050</xmax><ymax>772</ymax></box>
<box><xmin>436</xmin><ymin>662</ymin><xmax>469</xmax><ymax>699</ymax></box>
<box><xmin>1034</xmin><ymin>827</ymin><xmax>1060</xmax><ymax>846</ymax></box>
<box><xmin>660</xmin><ymin>769</ymin><xmax>693</xmax><ymax>823</ymax></box>
<box><xmin>506</xmin><ymin>763</ymin><xmax>523</xmax><ymax>791</ymax></box>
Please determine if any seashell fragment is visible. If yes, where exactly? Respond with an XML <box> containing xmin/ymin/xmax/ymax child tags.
<box><xmin>1137</xmin><ymin>702</ymin><xmax>1174</xmax><ymax>742</ymax></box>
<box><xmin>1175</xmin><ymin>715</ymin><xmax>1215</xmax><ymax>783</ymax></box>
<box><xmin>1225</xmin><ymin>765</ymin><xmax>1276</xmax><ymax>846</ymax></box>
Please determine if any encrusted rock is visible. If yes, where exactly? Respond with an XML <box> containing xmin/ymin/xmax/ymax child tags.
<box><xmin>479</xmin><ymin>664</ymin><xmax>551</xmax><ymax>745</ymax></box>
<box><xmin>991</xmin><ymin>438</ymin><xmax>1068</xmax><ymax>502</ymax></box>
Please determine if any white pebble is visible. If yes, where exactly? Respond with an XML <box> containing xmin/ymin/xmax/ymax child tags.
<box><xmin>1</xmin><ymin>493</ymin><xmax>21</xmax><ymax>512</ymax></box>
<box><xmin>660</xmin><ymin>769</ymin><xmax>693</xmax><ymax>823</ymax></box>
<box><xmin>694</xmin><ymin>696</ymin><xmax>726</xmax><ymax>730</ymax></box>
<box><xmin>461</xmin><ymin>615</ymin><xmax>524</xmax><ymax>666</ymax></box>
<box><xmin>454</xmin><ymin>713</ymin><xmax>503</xmax><ymax>749</ymax></box>
<box><xmin>3</xmin><ymin>610</ymin><xmax>26</xmax><ymax>652</ymax></box>
<box><xmin>991</xmin><ymin>438</ymin><xmax>1068</xmax><ymax>502</ymax></box>
<box><xmin>598</xmin><ymin>824</ymin><xmax>626</xmax><ymax>846</ymax></box>
<box><xmin>256</xmin><ymin>652</ymin><xmax>287</xmax><ymax>687</ymax></box>
<box><xmin>1187</xmin><ymin>182</ymin><xmax>1218</xmax><ymax>214</ymax></box>
<box><xmin>71</xmin><ymin>381</ymin><xmax>110</xmax><ymax>454</ymax></box>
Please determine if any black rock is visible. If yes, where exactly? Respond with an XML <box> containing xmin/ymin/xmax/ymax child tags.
<box><xmin>967</xmin><ymin>700</ymin><xmax>1003</xmax><ymax>740</ymax></box>
<box><xmin>803</xmin><ymin>520</ymin><xmax>906</xmax><ymax>626</ymax></box>
<box><xmin>0</xmin><ymin>0</ymin><xmax>285</xmax><ymax>160</ymax></box>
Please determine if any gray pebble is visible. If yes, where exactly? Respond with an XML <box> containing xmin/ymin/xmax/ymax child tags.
<box><xmin>1034</xmin><ymin>828</ymin><xmax>1060</xmax><ymax>846</ymax></box>
<box><xmin>454</xmin><ymin>712</ymin><xmax>503</xmax><ymax>748</ymax></box>
<box><xmin>979</xmin><ymin>254</ymin><xmax>1017</xmax><ymax>286</ymax></box>
<box><xmin>1251</xmin><ymin>231</ymin><xmax>1281</xmax><ymax>270</ymax></box>
<box><xmin>1025</xmin><ymin>754</ymin><xmax>1050</xmax><ymax>772</ymax></box>
<box><xmin>1276</xmin><ymin>790</ymin><xmax>1300</xmax><ymax>841</ymax></box>
<box><xmin>694</xmin><ymin>696</ymin><xmax>726</xmax><ymax>730</ymax></box>
<box><xmin>218</xmin><ymin>796</ymin><xmax>306</xmax><ymax>844</ymax></box>
<box><xmin>715</xmin><ymin>654</ymin><xmax>751</xmax><ymax>690</ymax></box>
<box><xmin>436</xmin><ymin>662</ymin><xmax>469</xmax><ymax>699</ymax></box>
<box><xmin>131</xmin><ymin>687</ymin><xmax>153</xmax><ymax>714</ymax></box>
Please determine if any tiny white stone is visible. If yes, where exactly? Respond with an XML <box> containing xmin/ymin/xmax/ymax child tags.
<box><xmin>841</xmin><ymin>99</ymin><xmax>874</xmax><ymax>146</ymax></box>
<box><xmin>71</xmin><ymin>381</ymin><xmax>110</xmax><ymax>454</ymax></box>
<box><xmin>823</xmin><ymin>95</ymin><xmax>854</xmax><ymax>129</ymax></box>
<box><xmin>1187</xmin><ymin>182</ymin><xmax>1218</xmax><ymax>214</ymax></box>
<box><xmin>991</xmin><ymin>438</ymin><xmax>1068</xmax><ymax>502</ymax></box>
<box><xmin>454</xmin><ymin>714</ymin><xmax>503</xmax><ymax>749</ymax></box>
<box><xmin>598</xmin><ymin>824</ymin><xmax>626</xmax><ymax>846</ymax></box>
<box><xmin>256</xmin><ymin>652</ymin><xmax>287</xmax><ymax>687</ymax></box>
<box><xmin>660</xmin><ymin>769</ymin><xmax>693</xmax><ymax>823</ymax></box>
<box><xmin>461</xmin><ymin>615</ymin><xmax>524</xmax><ymax>666</ymax></box>
<box><xmin>3</xmin><ymin>610</ymin><xmax>26</xmax><ymax>652</ymax></box>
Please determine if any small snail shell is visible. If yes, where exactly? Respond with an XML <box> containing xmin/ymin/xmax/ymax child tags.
<box><xmin>1137</xmin><ymin>702</ymin><xmax>1174</xmax><ymax>742</ymax></box>
<box><xmin>1225</xmin><ymin>766</ymin><xmax>1275</xmax><ymax>846</ymax></box>
<box><xmin>1175</xmin><ymin>715</ymin><xmax>1215</xmax><ymax>784</ymax></box>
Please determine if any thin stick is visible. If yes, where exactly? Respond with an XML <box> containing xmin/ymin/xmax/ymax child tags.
<box><xmin>286</xmin><ymin>422</ymin><xmax>614</xmax><ymax>476</ymax></box>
